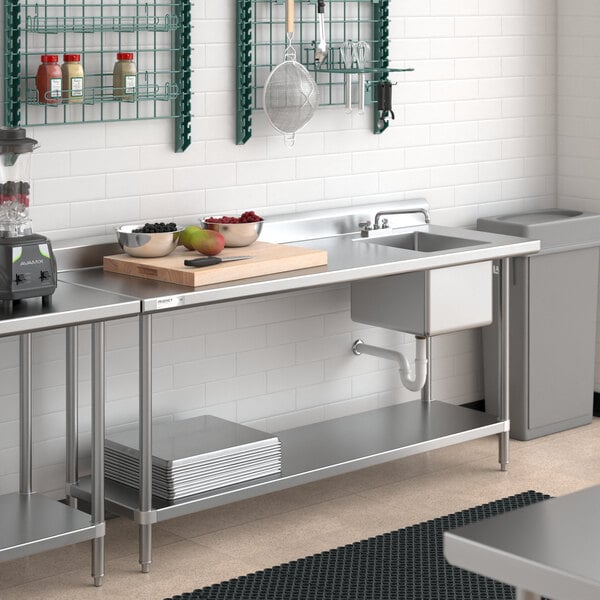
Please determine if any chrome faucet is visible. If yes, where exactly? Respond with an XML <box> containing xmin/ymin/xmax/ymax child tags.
<box><xmin>374</xmin><ymin>208</ymin><xmax>431</xmax><ymax>229</ymax></box>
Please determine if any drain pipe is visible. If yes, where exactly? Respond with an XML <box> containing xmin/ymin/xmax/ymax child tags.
<box><xmin>352</xmin><ymin>337</ymin><xmax>428</xmax><ymax>392</ymax></box>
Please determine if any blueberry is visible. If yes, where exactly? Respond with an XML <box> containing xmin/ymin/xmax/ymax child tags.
<box><xmin>132</xmin><ymin>221</ymin><xmax>178</xmax><ymax>234</ymax></box>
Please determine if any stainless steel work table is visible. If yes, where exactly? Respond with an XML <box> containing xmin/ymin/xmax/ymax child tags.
<box><xmin>444</xmin><ymin>485</ymin><xmax>600</xmax><ymax>600</ymax></box>
<box><xmin>59</xmin><ymin>214</ymin><xmax>540</xmax><ymax>574</ymax></box>
<box><xmin>0</xmin><ymin>281</ymin><xmax>139</xmax><ymax>586</ymax></box>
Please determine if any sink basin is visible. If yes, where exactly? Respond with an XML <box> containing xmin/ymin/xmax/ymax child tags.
<box><xmin>352</xmin><ymin>225</ymin><xmax>494</xmax><ymax>335</ymax></box>
<box><xmin>351</xmin><ymin>258</ymin><xmax>493</xmax><ymax>336</ymax></box>
<box><xmin>364</xmin><ymin>231</ymin><xmax>486</xmax><ymax>253</ymax></box>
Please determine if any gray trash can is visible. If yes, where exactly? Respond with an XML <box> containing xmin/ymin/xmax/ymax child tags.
<box><xmin>477</xmin><ymin>209</ymin><xmax>600</xmax><ymax>440</ymax></box>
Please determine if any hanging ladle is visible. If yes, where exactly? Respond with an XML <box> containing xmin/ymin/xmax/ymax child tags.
<box><xmin>314</xmin><ymin>0</ymin><xmax>328</xmax><ymax>65</ymax></box>
<box><xmin>355</xmin><ymin>41</ymin><xmax>369</xmax><ymax>114</ymax></box>
<box><xmin>342</xmin><ymin>40</ymin><xmax>354</xmax><ymax>113</ymax></box>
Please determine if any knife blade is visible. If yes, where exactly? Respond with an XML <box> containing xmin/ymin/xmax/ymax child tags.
<box><xmin>184</xmin><ymin>256</ymin><xmax>253</xmax><ymax>268</ymax></box>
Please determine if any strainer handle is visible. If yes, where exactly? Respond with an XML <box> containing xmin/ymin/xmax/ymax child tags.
<box><xmin>286</xmin><ymin>0</ymin><xmax>294</xmax><ymax>35</ymax></box>
<box><xmin>284</xmin><ymin>132</ymin><xmax>296</xmax><ymax>147</ymax></box>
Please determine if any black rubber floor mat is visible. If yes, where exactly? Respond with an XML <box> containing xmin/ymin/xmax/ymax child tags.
<box><xmin>164</xmin><ymin>490</ymin><xmax>550</xmax><ymax>600</ymax></box>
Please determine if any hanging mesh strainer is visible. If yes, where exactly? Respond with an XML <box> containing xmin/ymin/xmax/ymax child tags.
<box><xmin>263</xmin><ymin>0</ymin><xmax>319</xmax><ymax>146</ymax></box>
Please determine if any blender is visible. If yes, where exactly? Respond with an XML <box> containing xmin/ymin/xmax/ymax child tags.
<box><xmin>0</xmin><ymin>127</ymin><xmax>57</xmax><ymax>314</ymax></box>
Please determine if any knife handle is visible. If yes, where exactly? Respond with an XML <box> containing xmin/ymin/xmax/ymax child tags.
<box><xmin>184</xmin><ymin>256</ymin><xmax>222</xmax><ymax>267</ymax></box>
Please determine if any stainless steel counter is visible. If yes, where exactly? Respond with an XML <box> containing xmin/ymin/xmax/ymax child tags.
<box><xmin>59</xmin><ymin>225</ymin><xmax>539</xmax><ymax>313</ymax></box>
<box><xmin>0</xmin><ymin>493</ymin><xmax>104</xmax><ymax>562</ymax></box>
<box><xmin>0</xmin><ymin>282</ymin><xmax>139</xmax><ymax>587</ymax></box>
<box><xmin>0</xmin><ymin>201</ymin><xmax>542</xmax><ymax>585</ymax></box>
<box><xmin>56</xmin><ymin>201</ymin><xmax>540</xmax><ymax>576</ymax></box>
<box><xmin>0</xmin><ymin>280</ymin><xmax>139</xmax><ymax>337</ymax></box>
<box><xmin>444</xmin><ymin>485</ymin><xmax>600</xmax><ymax>600</ymax></box>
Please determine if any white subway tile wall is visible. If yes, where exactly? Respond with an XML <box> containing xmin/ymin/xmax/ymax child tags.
<box><xmin>557</xmin><ymin>0</ymin><xmax>600</xmax><ymax>390</ymax></box>
<box><xmin>2</xmin><ymin>1</ymin><xmax>560</xmax><ymax>496</ymax></box>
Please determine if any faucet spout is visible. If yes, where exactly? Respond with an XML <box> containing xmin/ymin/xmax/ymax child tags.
<box><xmin>374</xmin><ymin>207</ymin><xmax>431</xmax><ymax>229</ymax></box>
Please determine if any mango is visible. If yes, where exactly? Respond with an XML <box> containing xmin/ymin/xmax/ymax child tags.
<box><xmin>179</xmin><ymin>225</ymin><xmax>202</xmax><ymax>250</ymax></box>
<box><xmin>190</xmin><ymin>229</ymin><xmax>225</xmax><ymax>256</ymax></box>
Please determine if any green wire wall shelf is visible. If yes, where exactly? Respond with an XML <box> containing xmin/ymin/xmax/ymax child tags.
<box><xmin>4</xmin><ymin>0</ymin><xmax>191</xmax><ymax>152</ymax></box>
<box><xmin>236</xmin><ymin>0</ymin><xmax>413</xmax><ymax>145</ymax></box>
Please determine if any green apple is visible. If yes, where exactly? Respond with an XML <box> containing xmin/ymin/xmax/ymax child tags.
<box><xmin>179</xmin><ymin>225</ymin><xmax>202</xmax><ymax>250</ymax></box>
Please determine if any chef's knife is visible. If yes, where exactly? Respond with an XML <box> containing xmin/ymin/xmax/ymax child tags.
<box><xmin>184</xmin><ymin>256</ymin><xmax>253</xmax><ymax>268</ymax></box>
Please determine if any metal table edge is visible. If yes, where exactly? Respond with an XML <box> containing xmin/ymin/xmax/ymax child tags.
<box><xmin>444</xmin><ymin>529</ymin><xmax>600</xmax><ymax>600</ymax></box>
<box><xmin>0</xmin><ymin>298</ymin><xmax>141</xmax><ymax>337</ymax></box>
<box><xmin>137</xmin><ymin>240</ymin><xmax>540</xmax><ymax>313</ymax></box>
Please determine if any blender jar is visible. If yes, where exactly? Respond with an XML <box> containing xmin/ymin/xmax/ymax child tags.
<box><xmin>0</xmin><ymin>127</ymin><xmax>38</xmax><ymax>237</ymax></box>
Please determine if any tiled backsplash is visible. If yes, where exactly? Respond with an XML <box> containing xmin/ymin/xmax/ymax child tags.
<box><xmin>28</xmin><ymin>1</ymin><xmax>556</xmax><ymax>240</ymax></box>
<box><xmin>1</xmin><ymin>1</ymin><xmax>561</xmax><ymax>496</ymax></box>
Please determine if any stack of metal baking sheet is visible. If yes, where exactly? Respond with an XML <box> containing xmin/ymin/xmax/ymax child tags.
<box><xmin>105</xmin><ymin>415</ymin><xmax>282</xmax><ymax>502</ymax></box>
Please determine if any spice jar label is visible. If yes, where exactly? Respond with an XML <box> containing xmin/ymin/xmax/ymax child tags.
<box><xmin>50</xmin><ymin>78</ymin><xmax>62</xmax><ymax>98</ymax></box>
<box><xmin>125</xmin><ymin>75</ymin><xmax>136</xmax><ymax>94</ymax></box>
<box><xmin>71</xmin><ymin>77</ymin><xmax>83</xmax><ymax>97</ymax></box>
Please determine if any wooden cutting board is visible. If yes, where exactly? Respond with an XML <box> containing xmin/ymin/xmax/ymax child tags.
<box><xmin>103</xmin><ymin>241</ymin><xmax>328</xmax><ymax>287</ymax></box>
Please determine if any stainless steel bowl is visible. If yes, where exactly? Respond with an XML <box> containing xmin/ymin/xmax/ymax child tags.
<box><xmin>116</xmin><ymin>225</ymin><xmax>182</xmax><ymax>258</ymax></box>
<box><xmin>200</xmin><ymin>219</ymin><xmax>263</xmax><ymax>247</ymax></box>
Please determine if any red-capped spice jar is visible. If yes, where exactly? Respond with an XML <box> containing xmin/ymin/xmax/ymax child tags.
<box><xmin>61</xmin><ymin>54</ymin><xmax>84</xmax><ymax>103</ymax></box>
<box><xmin>113</xmin><ymin>52</ymin><xmax>137</xmax><ymax>102</ymax></box>
<box><xmin>36</xmin><ymin>55</ymin><xmax>62</xmax><ymax>104</ymax></box>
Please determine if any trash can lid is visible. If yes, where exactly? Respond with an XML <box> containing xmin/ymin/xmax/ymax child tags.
<box><xmin>477</xmin><ymin>208</ymin><xmax>600</xmax><ymax>253</ymax></box>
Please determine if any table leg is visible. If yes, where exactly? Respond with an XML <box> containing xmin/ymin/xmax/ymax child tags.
<box><xmin>516</xmin><ymin>590</ymin><xmax>541</xmax><ymax>600</ymax></box>
<box><xmin>139</xmin><ymin>313</ymin><xmax>153</xmax><ymax>573</ymax></box>
<box><xmin>420</xmin><ymin>335</ymin><xmax>432</xmax><ymax>403</ymax></box>
<box><xmin>19</xmin><ymin>333</ymin><xmax>33</xmax><ymax>495</ymax></box>
<box><xmin>66</xmin><ymin>327</ymin><xmax>78</xmax><ymax>509</ymax></box>
<box><xmin>91</xmin><ymin>322</ymin><xmax>105</xmax><ymax>587</ymax></box>
<box><xmin>499</xmin><ymin>257</ymin><xmax>510</xmax><ymax>472</ymax></box>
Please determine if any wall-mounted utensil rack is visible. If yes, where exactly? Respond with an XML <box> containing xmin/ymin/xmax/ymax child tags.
<box><xmin>236</xmin><ymin>0</ymin><xmax>413</xmax><ymax>145</ymax></box>
<box><xmin>4</xmin><ymin>0</ymin><xmax>191</xmax><ymax>152</ymax></box>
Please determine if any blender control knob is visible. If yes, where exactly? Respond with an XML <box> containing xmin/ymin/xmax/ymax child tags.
<box><xmin>15</xmin><ymin>274</ymin><xmax>25</xmax><ymax>284</ymax></box>
<box><xmin>40</xmin><ymin>270</ymin><xmax>50</xmax><ymax>281</ymax></box>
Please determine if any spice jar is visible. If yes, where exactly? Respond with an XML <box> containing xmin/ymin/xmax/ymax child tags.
<box><xmin>113</xmin><ymin>52</ymin><xmax>137</xmax><ymax>102</ymax></box>
<box><xmin>36</xmin><ymin>55</ymin><xmax>62</xmax><ymax>105</ymax></box>
<box><xmin>61</xmin><ymin>54</ymin><xmax>84</xmax><ymax>103</ymax></box>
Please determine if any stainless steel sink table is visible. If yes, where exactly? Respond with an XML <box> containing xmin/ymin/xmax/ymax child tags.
<box><xmin>59</xmin><ymin>202</ymin><xmax>541</xmax><ymax>573</ymax></box>
<box><xmin>444</xmin><ymin>485</ymin><xmax>600</xmax><ymax>600</ymax></box>
<box><xmin>0</xmin><ymin>281</ymin><xmax>139</xmax><ymax>586</ymax></box>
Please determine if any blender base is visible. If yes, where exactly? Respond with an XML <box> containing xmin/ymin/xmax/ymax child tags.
<box><xmin>0</xmin><ymin>234</ymin><xmax>58</xmax><ymax>310</ymax></box>
<box><xmin>1</xmin><ymin>294</ymin><xmax>52</xmax><ymax>315</ymax></box>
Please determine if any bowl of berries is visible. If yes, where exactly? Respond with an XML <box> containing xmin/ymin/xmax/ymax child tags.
<box><xmin>116</xmin><ymin>222</ymin><xmax>182</xmax><ymax>258</ymax></box>
<box><xmin>201</xmin><ymin>211</ymin><xmax>264</xmax><ymax>247</ymax></box>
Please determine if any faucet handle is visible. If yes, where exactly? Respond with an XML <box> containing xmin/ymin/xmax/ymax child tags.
<box><xmin>358</xmin><ymin>221</ymin><xmax>372</xmax><ymax>238</ymax></box>
<box><xmin>381</xmin><ymin>218</ymin><xmax>389</xmax><ymax>229</ymax></box>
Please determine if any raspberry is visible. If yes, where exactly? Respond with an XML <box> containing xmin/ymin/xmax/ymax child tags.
<box><xmin>239</xmin><ymin>210</ymin><xmax>263</xmax><ymax>223</ymax></box>
<box><xmin>205</xmin><ymin>212</ymin><xmax>263</xmax><ymax>224</ymax></box>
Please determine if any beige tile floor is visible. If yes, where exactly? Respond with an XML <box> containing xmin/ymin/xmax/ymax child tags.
<box><xmin>1</xmin><ymin>418</ymin><xmax>599</xmax><ymax>599</ymax></box>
